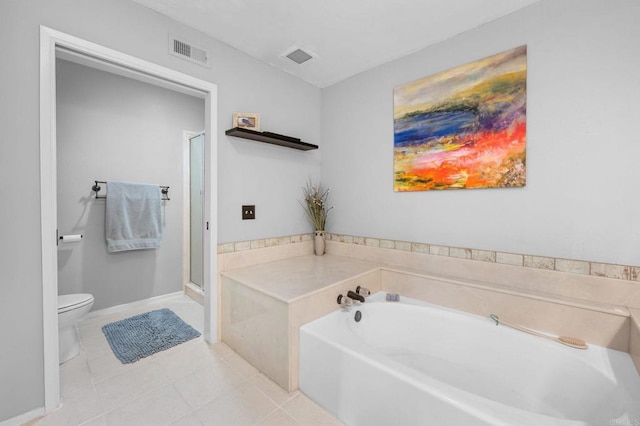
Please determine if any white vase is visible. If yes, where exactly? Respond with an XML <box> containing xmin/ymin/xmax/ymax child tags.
<box><xmin>314</xmin><ymin>231</ymin><xmax>325</xmax><ymax>256</ymax></box>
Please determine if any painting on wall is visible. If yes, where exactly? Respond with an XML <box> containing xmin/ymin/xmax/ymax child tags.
<box><xmin>393</xmin><ymin>45</ymin><xmax>527</xmax><ymax>191</ymax></box>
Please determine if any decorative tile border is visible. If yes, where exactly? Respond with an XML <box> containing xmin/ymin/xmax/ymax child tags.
<box><xmin>218</xmin><ymin>232</ymin><xmax>640</xmax><ymax>283</ymax></box>
<box><xmin>217</xmin><ymin>233</ymin><xmax>313</xmax><ymax>254</ymax></box>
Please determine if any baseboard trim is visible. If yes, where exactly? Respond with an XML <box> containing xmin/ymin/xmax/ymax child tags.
<box><xmin>83</xmin><ymin>291</ymin><xmax>184</xmax><ymax>319</ymax></box>
<box><xmin>0</xmin><ymin>406</ymin><xmax>45</xmax><ymax>426</ymax></box>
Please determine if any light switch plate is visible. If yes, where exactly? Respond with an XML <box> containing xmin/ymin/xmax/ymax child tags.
<box><xmin>242</xmin><ymin>205</ymin><xmax>255</xmax><ymax>220</ymax></box>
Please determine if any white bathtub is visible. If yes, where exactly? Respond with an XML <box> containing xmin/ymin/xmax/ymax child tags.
<box><xmin>299</xmin><ymin>292</ymin><xmax>640</xmax><ymax>426</ymax></box>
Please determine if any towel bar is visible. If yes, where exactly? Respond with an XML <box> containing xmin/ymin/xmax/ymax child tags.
<box><xmin>92</xmin><ymin>180</ymin><xmax>170</xmax><ymax>201</ymax></box>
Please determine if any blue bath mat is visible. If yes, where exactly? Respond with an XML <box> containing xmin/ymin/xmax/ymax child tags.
<box><xmin>102</xmin><ymin>308</ymin><xmax>200</xmax><ymax>364</ymax></box>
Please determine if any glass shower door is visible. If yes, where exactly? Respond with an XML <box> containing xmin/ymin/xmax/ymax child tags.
<box><xmin>189</xmin><ymin>133</ymin><xmax>204</xmax><ymax>289</ymax></box>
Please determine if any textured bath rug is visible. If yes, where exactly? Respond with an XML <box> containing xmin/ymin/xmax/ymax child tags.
<box><xmin>102</xmin><ymin>308</ymin><xmax>200</xmax><ymax>364</ymax></box>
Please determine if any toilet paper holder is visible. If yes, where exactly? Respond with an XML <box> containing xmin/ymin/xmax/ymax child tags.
<box><xmin>59</xmin><ymin>234</ymin><xmax>83</xmax><ymax>243</ymax></box>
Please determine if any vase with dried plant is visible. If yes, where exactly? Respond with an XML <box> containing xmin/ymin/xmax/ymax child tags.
<box><xmin>301</xmin><ymin>181</ymin><xmax>333</xmax><ymax>255</ymax></box>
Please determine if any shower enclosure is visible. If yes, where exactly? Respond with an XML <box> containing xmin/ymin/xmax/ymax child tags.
<box><xmin>189</xmin><ymin>132</ymin><xmax>205</xmax><ymax>290</ymax></box>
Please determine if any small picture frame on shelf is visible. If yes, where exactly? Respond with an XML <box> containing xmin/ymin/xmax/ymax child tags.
<box><xmin>232</xmin><ymin>112</ymin><xmax>260</xmax><ymax>131</ymax></box>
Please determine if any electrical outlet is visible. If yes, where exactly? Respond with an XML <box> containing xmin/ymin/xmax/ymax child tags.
<box><xmin>242</xmin><ymin>205</ymin><xmax>255</xmax><ymax>220</ymax></box>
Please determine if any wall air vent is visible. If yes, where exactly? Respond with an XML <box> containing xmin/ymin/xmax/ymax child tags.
<box><xmin>169</xmin><ymin>34</ymin><xmax>211</xmax><ymax>68</ymax></box>
<box><xmin>283</xmin><ymin>47</ymin><xmax>316</xmax><ymax>65</ymax></box>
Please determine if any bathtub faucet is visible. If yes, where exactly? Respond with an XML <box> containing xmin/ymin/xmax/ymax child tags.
<box><xmin>347</xmin><ymin>290</ymin><xmax>365</xmax><ymax>303</ymax></box>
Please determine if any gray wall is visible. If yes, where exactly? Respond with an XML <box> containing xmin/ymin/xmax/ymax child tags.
<box><xmin>56</xmin><ymin>59</ymin><xmax>204</xmax><ymax>310</ymax></box>
<box><xmin>0</xmin><ymin>0</ymin><xmax>320</xmax><ymax>420</ymax></box>
<box><xmin>3</xmin><ymin>0</ymin><xmax>638</xmax><ymax>421</ymax></box>
<box><xmin>321</xmin><ymin>0</ymin><xmax>640</xmax><ymax>265</ymax></box>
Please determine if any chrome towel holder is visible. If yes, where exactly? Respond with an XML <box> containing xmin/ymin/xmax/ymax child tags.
<box><xmin>91</xmin><ymin>180</ymin><xmax>170</xmax><ymax>201</ymax></box>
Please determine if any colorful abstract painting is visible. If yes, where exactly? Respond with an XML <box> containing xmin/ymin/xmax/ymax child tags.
<box><xmin>393</xmin><ymin>46</ymin><xmax>527</xmax><ymax>191</ymax></box>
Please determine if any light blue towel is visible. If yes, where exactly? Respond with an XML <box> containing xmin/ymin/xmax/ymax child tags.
<box><xmin>105</xmin><ymin>181</ymin><xmax>163</xmax><ymax>252</ymax></box>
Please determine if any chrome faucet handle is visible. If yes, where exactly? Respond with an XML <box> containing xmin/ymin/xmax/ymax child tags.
<box><xmin>355</xmin><ymin>285</ymin><xmax>370</xmax><ymax>297</ymax></box>
<box><xmin>337</xmin><ymin>294</ymin><xmax>353</xmax><ymax>307</ymax></box>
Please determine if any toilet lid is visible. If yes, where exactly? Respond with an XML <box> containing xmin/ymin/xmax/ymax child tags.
<box><xmin>58</xmin><ymin>293</ymin><xmax>94</xmax><ymax>313</ymax></box>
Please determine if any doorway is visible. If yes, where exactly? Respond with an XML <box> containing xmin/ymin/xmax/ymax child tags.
<box><xmin>56</xmin><ymin>58</ymin><xmax>204</xmax><ymax>309</ymax></box>
<box><xmin>40</xmin><ymin>26</ymin><xmax>218</xmax><ymax>412</ymax></box>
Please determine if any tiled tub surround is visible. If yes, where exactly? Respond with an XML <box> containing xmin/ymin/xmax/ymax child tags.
<box><xmin>218</xmin><ymin>236</ymin><xmax>640</xmax><ymax>388</ymax></box>
<box><xmin>631</xmin><ymin>309</ymin><xmax>640</xmax><ymax>375</ymax></box>
<box><xmin>325</xmin><ymin>239</ymin><xmax>640</xmax><ymax>311</ymax></box>
<box><xmin>219</xmin><ymin>232</ymin><xmax>640</xmax><ymax>284</ymax></box>
<box><xmin>381</xmin><ymin>268</ymin><xmax>629</xmax><ymax>351</ymax></box>
<box><xmin>221</xmin><ymin>255</ymin><xmax>382</xmax><ymax>391</ymax></box>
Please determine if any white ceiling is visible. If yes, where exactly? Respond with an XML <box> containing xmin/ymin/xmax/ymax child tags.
<box><xmin>132</xmin><ymin>0</ymin><xmax>539</xmax><ymax>88</ymax></box>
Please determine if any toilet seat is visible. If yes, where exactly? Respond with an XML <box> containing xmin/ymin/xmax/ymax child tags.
<box><xmin>58</xmin><ymin>293</ymin><xmax>94</xmax><ymax>314</ymax></box>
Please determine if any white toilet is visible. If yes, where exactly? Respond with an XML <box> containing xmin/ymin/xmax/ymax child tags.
<box><xmin>58</xmin><ymin>293</ymin><xmax>94</xmax><ymax>364</ymax></box>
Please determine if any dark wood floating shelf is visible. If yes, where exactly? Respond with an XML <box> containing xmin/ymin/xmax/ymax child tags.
<box><xmin>225</xmin><ymin>127</ymin><xmax>318</xmax><ymax>151</ymax></box>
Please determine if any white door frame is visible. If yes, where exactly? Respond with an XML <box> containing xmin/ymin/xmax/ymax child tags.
<box><xmin>39</xmin><ymin>26</ymin><xmax>218</xmax><ymax>412</ymax></box>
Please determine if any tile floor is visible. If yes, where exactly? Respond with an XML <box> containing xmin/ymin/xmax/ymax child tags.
<box><xmin>31</xmin><ymin>294</ymin><xmax>342</xmax><ymax>426</ymax></box>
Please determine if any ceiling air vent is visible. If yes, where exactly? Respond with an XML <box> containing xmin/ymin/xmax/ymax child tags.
<box><xmin>169</xmin><ymin>34</ymin><xmax>211</xmax><ymax>68</ymax></box>
<box><xmin>283</xmin><ymin>47</ymin><xmax>316</xmax><ymax>65</ymax></box>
